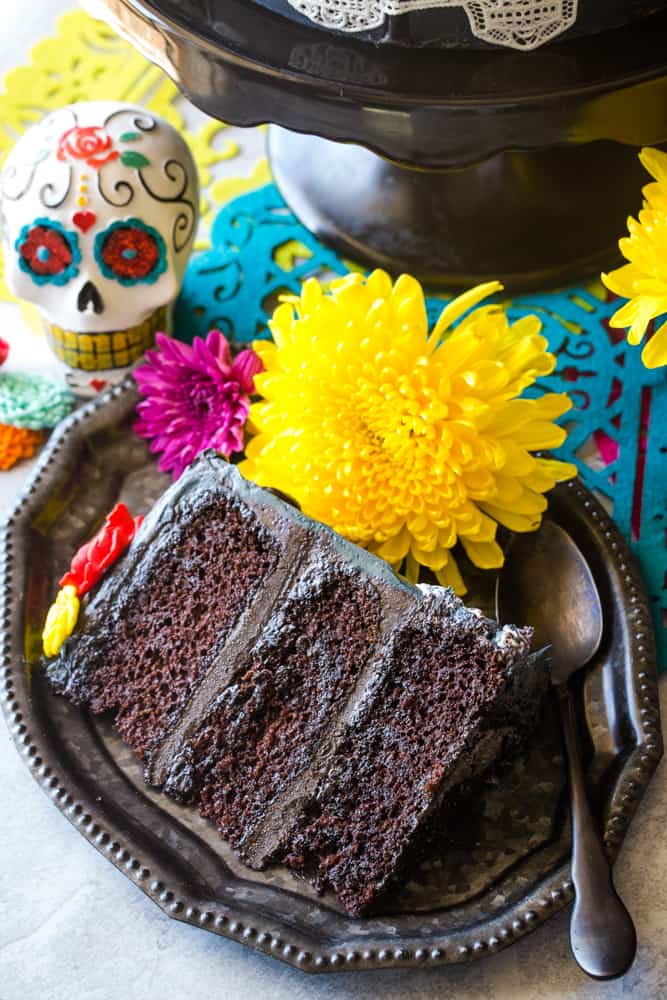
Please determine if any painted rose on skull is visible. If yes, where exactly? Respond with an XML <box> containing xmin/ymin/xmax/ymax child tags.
<box><xmin>1</xmin><ymin>101</ymin><xmax>199</xmax><ymax>396</ymax></box>
<box><xmin>57</xmin><ymin>126</ymin><xmax>119</xmax><ymax>169</ymax></box>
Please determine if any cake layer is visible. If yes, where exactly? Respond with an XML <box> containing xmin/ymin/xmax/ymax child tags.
<box><xmin>275</xmin><ymin>602</ymin><xmax>543</xmax><ymax>914</ymax></box>
<box><xmin>47</xmin><ymin>466</ymin><xmax>282</xmax><ymax>755</ymax></box>
<box><xmin>48</xmin><ymin>453</ymin><xmax>549</xmax><ymax>915</ymax></box>
<box><xmin>181</xmin><ymin>569</ymin><xmax>381</xmax><ymax>849</ymax></box>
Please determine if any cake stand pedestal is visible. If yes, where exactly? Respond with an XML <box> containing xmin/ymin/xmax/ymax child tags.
<box><xmin>90</xmin><ymin>0</ymin><xmax>667</xmax><ymax>289</ymax></box>
<box><xmin>268</xmin><ymin>128</ymin><xmax>654</xmax><ymax>289</ymax></box>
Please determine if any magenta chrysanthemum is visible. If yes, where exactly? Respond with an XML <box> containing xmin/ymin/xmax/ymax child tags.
<box><xmin>134</xmin><ymin>330</ymin><xmax>262</xmax><ymax>479</ymax></box>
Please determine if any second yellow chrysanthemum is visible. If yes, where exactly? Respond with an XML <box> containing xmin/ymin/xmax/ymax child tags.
<box><xmin>241</xmin><ymin>270</ymin><xmax>576</xmax><ymax>593</ymax></box>
<box><xmin>602</xmin><ymin>147</ymin><xmax>667</xmax><ymax>369</ymax></box>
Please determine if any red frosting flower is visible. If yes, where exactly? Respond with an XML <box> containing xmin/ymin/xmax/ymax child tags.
<box><xmin>60</xmin><ymin>502</ymin><xmax>143</xmax><ymax>595</ymax></box>
<box><xmin>56</xmin><ymin>126</ymin><xmax>119</xmax><ymax>169</ymax></box>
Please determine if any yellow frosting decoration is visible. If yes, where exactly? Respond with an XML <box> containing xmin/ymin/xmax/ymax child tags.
<box><xmin>42</xmin><ymin>584</ymin><xmax>80</xmax><ymax>658</ymax></box>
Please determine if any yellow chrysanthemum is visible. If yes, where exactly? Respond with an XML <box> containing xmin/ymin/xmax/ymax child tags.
<box><xmin>602</xmin><ymin>147</ymin><xmax>667</xmax><ymax>369</ymax></box>
<box><xmin>240</xmin><ymin>271</ymin><xmax>576</xmax><ymax>593</ymax></box>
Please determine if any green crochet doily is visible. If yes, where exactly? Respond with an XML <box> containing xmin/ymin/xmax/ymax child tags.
<box><xmin>0</xmin><ymin>372</ymin><xmax>74</xmax><ymax>429</ymax></box>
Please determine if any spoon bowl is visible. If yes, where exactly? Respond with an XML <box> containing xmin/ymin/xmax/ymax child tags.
<box><xmin>495</xmin><ymin>518</ymin><xmax>603</xmax><ymax>682</ymax></box>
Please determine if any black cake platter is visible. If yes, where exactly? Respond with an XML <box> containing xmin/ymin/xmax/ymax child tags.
<box><xmin>0</xmin><ymin>379</ymin><xmax>661</xmax><ymax>973</ymax></box>
<box><xmin>89</xmin><ymin>0</ymin><xmax>667</xmax><ymax>289</ymax></box>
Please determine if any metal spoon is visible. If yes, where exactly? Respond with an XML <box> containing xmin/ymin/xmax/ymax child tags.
<box><xmin>496</xmin><ymin>519</ymin><xmax>637</xmax><ymax>980</ymax></box>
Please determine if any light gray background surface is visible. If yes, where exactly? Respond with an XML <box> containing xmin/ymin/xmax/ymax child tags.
<box><xmin>1</xmin><ymin>3</ymin><xmax>665</xmax><ymax>997</ymax></box>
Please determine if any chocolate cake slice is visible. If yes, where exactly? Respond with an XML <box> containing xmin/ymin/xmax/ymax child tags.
<box><xmin>47</xmin><ymin>452</ymin><xmax>548</xmax><ymax>916</ymax></box>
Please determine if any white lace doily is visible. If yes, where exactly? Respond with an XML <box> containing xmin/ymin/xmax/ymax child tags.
<box><xmin>287</xmin><ymin>0</ymin><xmax>579</xmax><ymax>50</ymax></box>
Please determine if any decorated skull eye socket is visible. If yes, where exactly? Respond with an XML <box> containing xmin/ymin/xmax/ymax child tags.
<box><xmin>95</xmin><ymin>218</ymin><xmax>167</xmax><ymax>286</ymax></box>
<box><xmin>15</xmin><ymin>218</ymin><xmax>81</xmax><ymax>286</ymax></box>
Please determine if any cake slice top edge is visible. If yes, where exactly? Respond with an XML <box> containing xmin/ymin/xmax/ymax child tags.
<box><xmin>48</xmin><ymin>449</ymin><xmax>535</xmax><ymax>668</ymax></box>
<box><xmin>82</xmin><ymin>450</ymin><xmax>419</xmax><ymax>622</ymax></box>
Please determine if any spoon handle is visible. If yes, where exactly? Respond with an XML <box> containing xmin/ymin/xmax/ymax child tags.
<box><xmin>557</xmin><ymin>684</ymin><xmax>637</xmax><ymax>980</ymax></box>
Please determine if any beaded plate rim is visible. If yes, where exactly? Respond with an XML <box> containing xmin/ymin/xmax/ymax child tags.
<box><xmin>0</xmin><ymin>377</ymin><xmax>662</xmax><ymax>974</ymax></box>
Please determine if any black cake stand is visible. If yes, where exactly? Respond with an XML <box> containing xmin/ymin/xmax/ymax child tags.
<box><xmin>91</xmin><ymin>0</ymin><xmax>667</xmax><ymax>289</ymax></box>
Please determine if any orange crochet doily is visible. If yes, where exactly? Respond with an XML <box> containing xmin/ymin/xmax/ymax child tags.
<box><xmin>0</xmin><ymin>423</ymin><xmax>45</xmax><ymax>469</ymax></box>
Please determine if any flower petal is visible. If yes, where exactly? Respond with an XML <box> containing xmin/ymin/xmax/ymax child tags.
<box><xmin>459</xmin><ymin>537</ymin><xmax>505</xmax><ymax>569</ymax></box>
<box><xmin>641</xmin><ymin>319</ymin><xmax>667</xmax><ymax>368</ymax></box>
<box><xmin>430</xmin><ymin>281</ymin><xmax>503</xmax><ymax>342</ymax></box>
<box><xmin>435</xmin><ymin>554</ymin><xmax>466</xmax><ymax>595</ymax></box>
<box><xmin>375</xmin><ymin>525</ymin><xmax>411</xmax><ymax>562</ymax></box>
<box><xmin>640</xmin><ymin>146</ymin><xmax>667</xmax><ymax>186</ymax></box>
<box><xmin>478</xmin><ymin>503</ymin><xmax>542</xmax><ymax>533</ymax></box>
<box><xmin>232</xmin><ymin>348</ymin><xmax>263</xmax><ymax>393</ymax></box>
<box><xmin>610</xmin><ymin>295</ymin><xmax>667</xmax><ymax>346</ymax></box>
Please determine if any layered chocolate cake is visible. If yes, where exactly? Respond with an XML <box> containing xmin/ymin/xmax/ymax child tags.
<box><xmin>47</xmin><ymin>452</ymin><xmax>548</xmax><ymax>915</ymax></box>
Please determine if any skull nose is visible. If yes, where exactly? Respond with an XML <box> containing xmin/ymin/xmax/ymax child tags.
<box><xmin>77</xmin><ymin>281</ymin><xmax>104</xmax><ymax>315</ymax></box>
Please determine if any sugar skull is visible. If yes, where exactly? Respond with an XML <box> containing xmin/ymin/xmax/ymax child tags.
<box><xmin>1</xmin><ymin>101</ymin><xmax>199</xmax><ymax>396</ymax></box>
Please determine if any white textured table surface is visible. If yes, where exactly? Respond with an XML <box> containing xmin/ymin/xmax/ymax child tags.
<box><xmin>1</xmin><ymin>4</ymin><xmax>666</xmax><ymax>998</ymax></box>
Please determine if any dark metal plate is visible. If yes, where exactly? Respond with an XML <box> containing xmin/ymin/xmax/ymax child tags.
<box><xmin>0</xmin><ymin>379</ymin><xmax>661</xmax><ymax>973</ymax></box>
